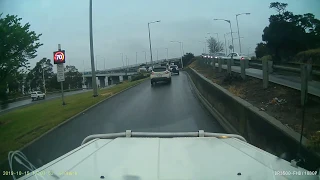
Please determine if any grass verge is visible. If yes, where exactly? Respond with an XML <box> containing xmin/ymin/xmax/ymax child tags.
<box><xmin>0</xmin><ymin>78</ymin><xmax>147</xmax><ymax>163</ymax></box>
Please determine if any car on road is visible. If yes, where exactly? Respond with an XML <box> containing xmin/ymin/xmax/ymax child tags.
<box><xmin>201</xmin><ymin>53</ymin><xmax>213</xmax><ymax>58</ymax></box>
<box><xmin>150</xmin><ymin>66</ymin><xmax>171</xmax><ymax>85</ymax></box>
<box><xmin>137</xmin><ymin>65</ymin><xmax>147</xmax><ymax>73</ymax></box>
<box><xmin>213</xmin><ymin>52</ymin><xmax>226</xmax><ymax>59</ymax></box>
<box><xmin>225</xmin><ymin>52</ymin><xmax>249</xmax><ymax>60</ymax></box>
<box><xmin>169</xmin><ymin>65</ymin><xmax>179</xmax><ymax>75</ymax></box>
<box><xmin>31</xmin><ymin>91</ymin><xmax>45</xmax><ymax>101</ymax></box>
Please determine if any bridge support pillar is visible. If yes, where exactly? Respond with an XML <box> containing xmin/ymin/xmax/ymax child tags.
<box><xmin>98</xmin><ymin>76</ymin><xmax>106</xmax><ymax>87</ymax></box>
<box><xmin>110</xmin><ymin>76</ymin><xmax>120</xmax><ymax>84</ymax></box>
<box><xmin>105</xmin><ymin>76</ymin><xmax>109</xmax><ymax>87</ymax></box>
<box><xmin>123</xmin><ymin>75</ymin><xmax>128</xmax><ymax>81</ymax></box>
<box><xmin>86</xmin><ymin>77</ymin><xmax>92</xmax><ymax>89</ymax></box>
<box><xmin>119</xmin><ymin>75</ymin><xmax>124</xmax><ymax>82</ymax></box>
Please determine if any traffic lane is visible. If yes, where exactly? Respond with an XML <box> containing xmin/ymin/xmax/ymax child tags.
<box><xmin>0</xmin><ymin>89</ymin><xmax>93</xmax><ymax>113</ymax></box>
<box><xmin>11</xmin><ymin>72</ymin><xmax>224</xmax><ymax>172</ymax></box>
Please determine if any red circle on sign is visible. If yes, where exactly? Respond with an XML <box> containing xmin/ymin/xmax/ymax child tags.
<box><xmin>54</xmin><ymin>52</ymin><xmax>65</xmax><ymax>61</ymax></box>
<box><xmin>53</xmin><ymin>51</ymin><xmax>65</xmax><ymax>64</ymax></box>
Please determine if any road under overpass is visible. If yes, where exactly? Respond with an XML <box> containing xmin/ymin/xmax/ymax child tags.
<box><xmin>83</xmin><ymin>72</ymin><xmax>136</xmax><ymax>88</ymax></box>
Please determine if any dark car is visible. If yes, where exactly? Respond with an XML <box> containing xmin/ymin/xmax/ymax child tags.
<box><xmin>169</xmin><ymin>65</ymin><xmax>179</xmax><ymax>75</ymax></box>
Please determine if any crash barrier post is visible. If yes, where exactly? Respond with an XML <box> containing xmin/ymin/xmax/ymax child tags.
<box><xmin>218</xmin><ymin>58</ymin><xmax>222</xmax><ymax>72</ymax></box>
<box><xmin>262</xmin><ymin>59</ymin><xmax>269</xmax><ymax>89</ymax></box>
<box><xmin>307</xmin><ymin>64</ymin><xmax>312</xmax><ymax>81</ymax></box>
<box><xmin>245</xmin><ymin>59</ymin><xmax>249</xmax><ymax>69</ymax></box>
<box><xmin>227</xmin><ymin>58</ymin><xmax>231</xmax><ymax>75</ymax></box>
<box><xmin>231</xmin><ymin>57</ymin><xmax>234</xmax><ymax>66</ymax></box>
<box><xmin>268</xmin><ymin>60</ymin><xmax>273</xmax><ymax>73</ymax></box>
<box><xmin>301</xmin><ymin>64</ymin><xmax>308</xmax><ymax>106</ymax></box>
<box><xmin>240</xmin><ymin>60</ymin><xmax>246</xmax><ymax>80</ymax></box>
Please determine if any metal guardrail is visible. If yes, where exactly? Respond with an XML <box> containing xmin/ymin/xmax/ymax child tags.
<box><xmin>81</xmin><ymin>130</ymin><xmax>247</xmax><ymax>145</ymax></box>
<box><xmin>202</xmin><ymin>57</ymin><xmax>320</xmax><ymax>77</ymax></box>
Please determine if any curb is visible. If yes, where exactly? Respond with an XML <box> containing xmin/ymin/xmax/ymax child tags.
<box><xmin>17</xmin><ymin>78</ymin><xmax>148</xmax><ymax>153</ymax></box>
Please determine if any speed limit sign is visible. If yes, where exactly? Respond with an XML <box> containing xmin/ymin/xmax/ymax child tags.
<box><xmin>53</xmin><ymin>50</ymin><xmax>66</xmax><ymax>64</ymax></box>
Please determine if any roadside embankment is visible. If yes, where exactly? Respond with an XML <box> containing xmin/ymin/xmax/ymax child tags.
<box><xmin>186</xmin><ymin>67</ymin><xmax>320</xmax><ymax>171</ymax></box>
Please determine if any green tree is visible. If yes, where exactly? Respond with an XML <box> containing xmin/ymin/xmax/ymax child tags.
<box><xmin>64</xmin><ymin>65</ymin><xmax>83</xmax><ymax>89</ymax></box>
<box><xmin>207</xmin><ymin>37</ymin><xmax>224</xmax><ymax>54</ymax></box>
<box><xmin>0</xmin><ymin>14</ymin><xmax>42</xmax><ymax>101</ymax></box>
<box><xmin>26</xmin><ymin>58</ymin><xmax>54</xmax><ymax>92</ymax></box>
<box><xmin>182</xmin><ymin>53</ymin><xmax>195</xmax><ymax>67</ymax></box>
<box><xmin>261</xmin><ymin>2</ymin><xmax>320</xmax><ymax>62</ymax></box>
<box><xmin>255</xmin><ymin>42</ymin><xmax>270</xmax><ymax>58</ymax></box>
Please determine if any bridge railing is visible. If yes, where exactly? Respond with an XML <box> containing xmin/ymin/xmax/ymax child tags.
<box><xmin>83</xmin><ymin>58</ymin><xmax>180</xmax><ymax>75</ymax></box>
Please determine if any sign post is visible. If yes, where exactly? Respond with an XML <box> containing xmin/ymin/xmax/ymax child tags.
<box><xmin>54</xmin><ymin>44</ymin><xmax>66</xmax><ymax>105</ymax></box>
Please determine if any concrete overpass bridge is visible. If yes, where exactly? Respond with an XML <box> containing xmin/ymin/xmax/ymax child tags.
<box><xmin>82</xmin><ymin>58</ymin><xmax>181</xmax><ymax>88</ymax></box>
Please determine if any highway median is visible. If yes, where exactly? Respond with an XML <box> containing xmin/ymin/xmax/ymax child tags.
<box><xmin>0</xmin><ymin>78</ymin><xmax>148</xmax><ymax>164</ymax></box>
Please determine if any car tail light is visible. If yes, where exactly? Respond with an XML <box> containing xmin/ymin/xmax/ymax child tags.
<box><xmin>165</xmin><ymin>71</ymin><xmax>169</xmax><ymax>74</ymax></box>
<box><xmin>241</xmin><ymin>57</ymin><xmax>244</xmax><ymax>60</ymax></box>
<box><xmin>151</xmin><ymin>72</ymin><xmax>154</xmax><ymax>75</ymax></box>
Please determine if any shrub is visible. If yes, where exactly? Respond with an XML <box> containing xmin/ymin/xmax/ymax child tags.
<box><xmin>131</xmin><ymin>73</ymin><xmax>145</xmax><ymax>82</ymax></box>
<box><xmin>294</xmin><ymin>48</ymin><xmax>320</xmax><ymax>65</ymax></box>
<box><xmin>307</xmin><ymin>131</ymin><xmax>320</xmax><ymax>152</ymax></box>
<box><xmin>260</xmin><ymin>55</ymin><xmax>273</xmax><ymax>61</ymax></box>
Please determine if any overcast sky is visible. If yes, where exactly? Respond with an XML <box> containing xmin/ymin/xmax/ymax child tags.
<box><xmin>1</xmin><ymin>0</ymin><xmax>319</xmax><ymax>72</ymax></box>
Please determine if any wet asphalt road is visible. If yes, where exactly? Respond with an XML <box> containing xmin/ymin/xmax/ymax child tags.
<box><xmin>1</xmin><ymin>72</ymin><xmax>224</xmax><ymax>179</ymax></box>
<box><xmin>0</xmin><ymin>89</ymin><xmax>92</xmax><ymax>114</ymax></box>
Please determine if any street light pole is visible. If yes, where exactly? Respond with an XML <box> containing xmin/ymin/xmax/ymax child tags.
<box><xmin>157</xmin><ymin>49</ymin><xmax>158</xmax><ymax>61</ymax></box>
<box><xmin>181</xmin><ymin>42</ymin><xmax>184</xmax><ymax>55</ymax></box>
<box><xmin>165</xmin><ymin>48</ymin><xmax>168</xmax><ymax>60</ymax></box>
<box><xmin>224</xmin><ymin>34</ymin><xmax>228</xmax><ymax>55</ymax></box>
<box><xmin>96</xmin><ymin>57</ymin><xmax>98</xmax><ymax>71</ymax></box>
<box><xmin>89</xmin><ymin>0</ymin><xmax>98</xmax><ymax>97</ymax></box>
<box><xmin>148</xmin><ymin>23</ymin><xmax>152</xmax><ymax>64</ymax></box>
<box><xmin>148</xmin><ymin>20</ymin><xmax>161</xmax><ymax>67</ymax></box>
<box><xmin>170</xmin><ymin>41</ymin><xmax>184</xmax><ymax>68</ymax></box>
<box><xmin>213</xmin><ymin>18</ymin><xmax>235</xmax><ymax>52</ymax></box>
<box><xmin>121</xmin><ymin>53</ymin><xmax>124</xmax><ymax>68</ymax></box>
<box><xmin>126</xmin><ymin>55</ymin><xmax>128</xmax><ymax>67</ymax></box>
<box><xmin>42</xmin><ymin>65</ymin><xmax>46</xmax><ymax>94</ymax></box>
<box><xmin>228</xmin><ymin>22</ymin><xmax>234</xmax><ymax>53</ymax></box>
<box><xmin>215</xmin><ymin>33</ymin><xmax>219</xmax><ymax>42</ymax></box>
<box><xmin>142</xmin><ymin>51</ymin><xmax>147</xmax><ymax>64</ymax></box>
<box><xmin>136</xmin><ymin>52</ymin><xmax>138</xmax><ymax>64</ymax></box>
<box><xmin>236</xmin><ymin>13</ymin><xmax>250</xmax><ymax>53</ymax></box>
<box><xmin>199</xmin><ymin>41</ymin><xmax>206</xmax><ymax>54</ymax></box>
